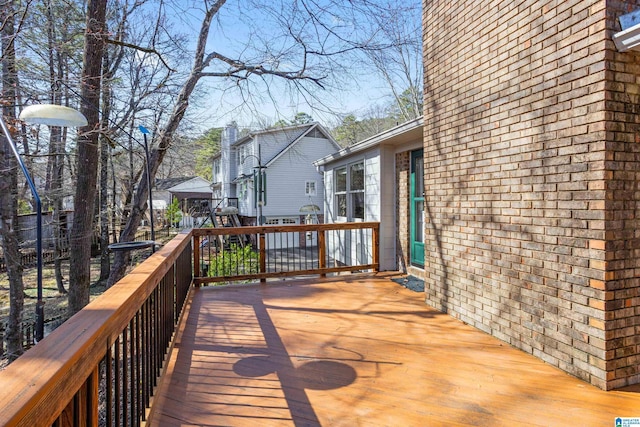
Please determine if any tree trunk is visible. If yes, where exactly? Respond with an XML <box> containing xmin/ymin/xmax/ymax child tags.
<box><xmin>0</xmin><ymin>0</ymin><xmax>25</xmax><ymax>361</ymax></box>
<box><xmin>43</xmin><ymin>0</ymin><xmax>69</xmax><ymax>294</ymax></box>
<box><xmin>99</xmin><ymin>130</ymin><xmax>110</xmax><ymax>281</ymax></box>
<box><xmin>108</xmin><ymin>1</ymin><xmax>225</xmax><ymax>286</ymax></box>
<box><xmin>99</xmin><ymin>48</ymin><xmax>113</xmax><ymax>281</ymax></box>
<box><xmin>68</xmin><ymin>0</ymin><xmax>107</xmax><ymax>315</ymax></box>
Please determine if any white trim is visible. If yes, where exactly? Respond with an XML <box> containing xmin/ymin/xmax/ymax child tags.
<box><xmin>314</xmin><ymin>116</ymin><xmax>423</xmax><ymax>167</ymax></box>
<box><xmin>305</xmin><ymin>180</ymin><xmax>317</xmax><ymax>196</ymax></box>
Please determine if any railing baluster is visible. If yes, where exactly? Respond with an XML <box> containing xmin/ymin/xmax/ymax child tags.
<box><xmin>143</xmin><ymin>300</ymin><xmax>150</xmax><ymax>413</ymax></box>
<box><xmin>193</xmin><ymin>234</ymin><xmax>200</xmax><ymax>284</ymax></box>
<box><xmin>107</xmin><ymin>344</ymin><xmax>113</xmax><ymax>427</ymax></box>
<box><xmin>0</xmin><ymin>231</ymin><xmax>194</xmax><ymax>426</ymax></box>
<box><xmin>0</xmin><ymin>226</ymin><xmax>379</xmax><ymax>426</ymax></box>
<box><xmin>259</xmin><ymin>233</ymin><xmax>266</xmax><ymax>281</ymax></box>
<box><xmin>115</xmin><ymin>336</ymin><xmax>121</xmax><ymax>427</ymax></box>
<box><xmin>195</xmin><ymin>222</ymin><xmax>378</xmax><ymax>285</ymax></box>
<box><xmin>135</xmin><ymin>311</ymin><xmax>141</xmax><ymax>427</ymax></box>
<box><xmin>123</xmin><ymin>326</ymin><xmax>128</xmax><ymax>427</ymax></box>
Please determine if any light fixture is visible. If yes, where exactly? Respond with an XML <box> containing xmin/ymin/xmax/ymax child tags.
<box><xmin>613</xmin><ymin>10</ymin><xmax>640</xmax><ymax>52</ymax></box>
<box><xmin>0</xmin><ymin>104</ymin><xmax>87</xmax><ymax>342</ymax></box>
<box><xmin>138</xmin><ymin>125</ymin><xmax>156</xmax><ymax>252</ymax></box>
<box><xmin>299</xmin><ymin>204</ymin><xmax>320</xmax><ymax>213</ymax></box>
<box><xmin>19</xmin><ymin>104</ymin><xmax>88</xmax><ymax>127</ymax></box>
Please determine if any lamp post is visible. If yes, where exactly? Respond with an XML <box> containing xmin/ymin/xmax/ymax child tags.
<box><xmin>138</xmin><ymin>125</ymin><xmax>155</xmax><ymax>252</ymax></box>
<box><xmin>1</xmin><ymin>104</ymin><xmax>87</xmax><ymax>342</ymax></box>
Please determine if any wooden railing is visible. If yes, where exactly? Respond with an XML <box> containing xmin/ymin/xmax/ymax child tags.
<box><xmin>192</xmin><ymin>222</ymin><xmax>380</xmax><ymax>285</ymax></box>
<box><xmin>0</xmin><ymin>231</ymin><xmax>192</xmax><ymax>427</ymax></box>
<box><xmin>0</xmin><ymin>222</ymin><xmax>379</xmax><ymax>426</ymax></box>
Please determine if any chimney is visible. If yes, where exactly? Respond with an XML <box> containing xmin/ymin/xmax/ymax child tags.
<box><xmin>221</xmin><ymin>122</ymin><xmax>237</xmax><ymax>201</ymax></box>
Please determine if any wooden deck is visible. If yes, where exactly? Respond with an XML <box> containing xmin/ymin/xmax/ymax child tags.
<box><xmin>147</xmin><ymin>273</ymin><xmax>640</xmax><ymax>426</ymax></box>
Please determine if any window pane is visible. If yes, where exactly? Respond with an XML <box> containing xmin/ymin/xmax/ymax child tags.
<box><xmin>305</xmin><ymin>180</ymin><xmax>316</xmax><ymax>195</ymax></box>
<box><xmin>350</xmin><ymin>162</ymin><xmax>364</xmax><ymax>191</ymax></box>
<box><xmin>414</xmin><ymin>156</ymin><xmax>424</xmax><ymax>197</ymax></box>
<box><xmin>336</xmin><ymin>194</ymin><xmax>347</xmax><ymax>217</ymax></box>
<box><xmin>336</xmin><ymin>167</ymin><xmax>347</xmax><ymax>192</ymax></box>
<box><xmin>415</xmin><ymin>200</ymin><xmax>424</xmax><ymax>242</ymax></box>
<box><xmin>351</xmin><ymin>192</ymin><xmax>364</xmax><ymax>219</ymax></box>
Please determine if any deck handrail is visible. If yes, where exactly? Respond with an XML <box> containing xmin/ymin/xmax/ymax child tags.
<box><xmin>0</xmin><ymin>230</ymin><xmax>193</xmax><ymax>426</ymax></box>
<box><xmin>0</xmin><ymin>221</ymin><xmax>379</xmax><ymax>426</ymax></box>
<box><xmin>192</xmin><ymin>222</ymin><xmax>380</xmax><ymax>284</ymax></box>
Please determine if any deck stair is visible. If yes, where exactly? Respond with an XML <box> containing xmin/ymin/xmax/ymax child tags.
<box><xmin>207</xmin><ymin>206</ymin><xmax>248</xmax><ymax>249</ymax></box>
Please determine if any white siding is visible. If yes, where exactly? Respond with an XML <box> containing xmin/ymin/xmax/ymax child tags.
<box><xmin>235</xmin><ymin>141</ymin><xmax>256</xmax><ymax>176</ymax></box>
<box><xmin>322</xmin><ymin>146</ymin><xmax>400</xmax><ymax>271</ymax></box>
<box><xmin>323</xmin><ymin>170</ymin><xmax>335</xmax><ymax>220</ymax></box>
<box><xmin>237</xmin><ymin>178</ymin><xmax>252</xmax><ymax>217</ymax></box>
<box><xmin>378</xmin><ymin>146</ymin><xmax>397</xmax><ymax>271</ymax></box>
<box><xmin>323</xmin><ymin>147</ymin><xmax>381</xmax><ymax>222</ymax></box>
<box><xmin>364</xmin><ymin>155</ymin><xmax>380</xmax><ymax>221</ymax></box>
<box><xmin>260</xmin><ymin>136</ymin><xmax>335</xmax><ymax>218</ymax></box>
<box><xmin>256</xmin><ymin>127</ymin><xmax>309</xmax><ymax>164</ymax></box>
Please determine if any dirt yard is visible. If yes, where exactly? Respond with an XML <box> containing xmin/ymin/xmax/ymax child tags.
<box><xmin>0</xmin><ymin>257</ymin><xmax>108</xmax><ymax>325</ymax></box>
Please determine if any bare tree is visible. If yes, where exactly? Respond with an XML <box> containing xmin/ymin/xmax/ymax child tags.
<box><xmin>107</xmin><ymin>0</ymin><xmax>420</xmax><ymax>285</ymax></box>
<box><xmin>0</xmin><ymin>0</ymin><xmax>25</xmax><ymax>360</ymax></box>
<box><xmin>42</xmin><ymin>0</ymin><xmax>82</xmax><ymax>294</ymax></box>
<box><xmin>98</xmin><ymin>1</ymin><xmax>147</xmax><ymax>282</ymax></box>
<box><xmin>361</xmin><ymin>4</ymin><xmax>423</xmax><ymax>121</ymax></box>
<box><xmin>67</xmin><ymin>0</ymin><xmax>107</xmax><ymax>315</ymax></box>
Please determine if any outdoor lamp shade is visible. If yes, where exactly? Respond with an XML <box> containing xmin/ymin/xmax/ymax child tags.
<box><xmin>19</xmin><ymin>104</ymin><xmax>88</xmax><ymax>127</ymax></box>
<box><xmin>299</xmin><ymin>204</ymin><xmax>321</xmax><ymax>213</ymax></box>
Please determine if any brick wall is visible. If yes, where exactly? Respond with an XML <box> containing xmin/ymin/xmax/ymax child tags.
<box><xmin>396</xmin><ymin>152</ymin><xmax>410</xmax><ymax>273</ymax></box>
<box><xmin>423</xmin><ymin>0</ymin><xmax>640</xmax><ymax>390</ymax></box>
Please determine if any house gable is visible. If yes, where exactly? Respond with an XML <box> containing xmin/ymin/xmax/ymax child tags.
<box><xmin>267</xmin><ymin>123</ymin><xmax>340</xmax><ymax>167</ymax></box>
<box><xmin>165</xmin><ymin>176</ymin><xmax>212</xmax><ymax>193</ymax></box>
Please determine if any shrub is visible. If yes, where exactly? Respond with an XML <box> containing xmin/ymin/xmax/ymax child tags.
<box><xmin>209</xmin><ymin>244</ymin><xmax>258</xmax><ymax>283</ymax></box>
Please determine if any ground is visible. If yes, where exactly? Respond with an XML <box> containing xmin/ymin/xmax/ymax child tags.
<box><xmin>0</xmin><ymin>252</ymin><xmax>154</xmax><ymax>326</ymax></box>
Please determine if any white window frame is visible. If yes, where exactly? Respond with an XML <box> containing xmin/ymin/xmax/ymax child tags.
<box><xmin>333</xmin><ymin>160</ymin><xmax>364</xmax><ymax>221</ymax></box>
<box><xmin>305</xmin><ymin>180</ymin><xmax>317</xmax><ymax>196</ymax></box>
<box><xmin>349</xmin><ymin>162</ymin><xmax>365</xmax><ymax>220</ymax></box>
<box><xmin>213</xmin><ymin>160</ymin><xmax>221</xmax><ymax>181</ymax></box>
<box><xmin>335</xmin><ymin>166</ymin><xmax>347</xmax><ymax>220</ymax></box>
<box><xmin>236</xmin><ymin>145</ymin><xmax>245</xmax><ymax>168</ymax></box>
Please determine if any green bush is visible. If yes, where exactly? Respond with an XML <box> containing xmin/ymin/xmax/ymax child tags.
<box><xmin>209</xmin><ymin>244</ymin><xmax>258</xmax><ymax>283</ymax></box>
<box><xmin>165</xmin><ymin>198</ymin><xmax>182</xmax><ymax>227</ymax></box>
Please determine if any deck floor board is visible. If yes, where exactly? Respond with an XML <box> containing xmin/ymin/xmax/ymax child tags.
<box><xmin>148</xmin><ymin>273</ymin><xmax>640</xmax><ymax>426</ymax></box>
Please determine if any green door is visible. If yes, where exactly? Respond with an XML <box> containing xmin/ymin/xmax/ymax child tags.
<box><xmin>410</xmin><ymin>149</ymin><xmax>424</xmax><ymax>267</ymax></box>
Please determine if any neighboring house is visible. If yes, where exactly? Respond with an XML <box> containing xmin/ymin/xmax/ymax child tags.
<box><xmin>315</xmin><ymin>117</ymin><xmax>423</xmax><ymax>272</ymax></box>
<box><xmin>212</xmin><ymin>122</ymin><xmax>340</xmax><ymax>230</ymax></box>
<box><xmin>154</xmin><ymin>176</ymin><xmax>213</xmax><ymax>227</ymax></box>
<box><xmin>422</xmin><ymin>1</ymin><xmax>640</xmax><ymax>390</ymax></box>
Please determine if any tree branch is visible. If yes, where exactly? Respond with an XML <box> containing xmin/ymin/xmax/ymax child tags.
<box><xmin>201</xmin><ymin>51</ymin><xmax>326</xmax><ymax>88</ymax></box>
<box><xmin>105</xmin><ymin>38</ymin><xmax>176</xmax><ymax>72</ymax></box>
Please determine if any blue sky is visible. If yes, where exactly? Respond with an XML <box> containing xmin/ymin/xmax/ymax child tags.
<box><xmin>158</xmin><ymin>0</ymin><xmax>422</xmax><ymax>131</ymax></box>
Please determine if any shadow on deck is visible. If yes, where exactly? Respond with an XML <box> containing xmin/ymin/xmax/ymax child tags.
<box><xmin>148</xmin><ymin>273</ymin><xmax>640</xmax><ymax>426</ymax></box>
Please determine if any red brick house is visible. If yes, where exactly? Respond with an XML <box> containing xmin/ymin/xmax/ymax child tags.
<box><xmin>422</xmin><ymin>0</ymin><xmax>640</xmax><ymax>390</ymax></box>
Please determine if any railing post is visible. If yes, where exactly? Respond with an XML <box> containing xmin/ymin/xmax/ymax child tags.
<box><xmin>193</xmin><ymin>234</ymin><xmax>201</xmax><ymax>287</ymax></box>
<box><xmin>372</xmin><ymin>224</ymin><xmax>379</xmax><ymax>272</ymax></box>
<box><xmin>318</xmin><ymin>229</ymin><xmax>326</xmax><ymax>277</ymax></box>
<box><xmin>88</xmin><ymin>365</ymin><xmax>99</xmax><ymax>426</ymax></box>
<box><xmin>259</xmin><ymin>233</ymin><xmax>266</xmax><ymax>283</ymax></box>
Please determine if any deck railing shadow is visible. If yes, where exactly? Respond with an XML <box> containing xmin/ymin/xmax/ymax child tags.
<box><xmin>0</xmin><ymin>222</ymin><xmax>379</xmax><ymax>426</ymax></box>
